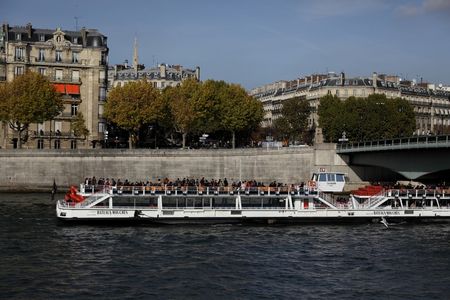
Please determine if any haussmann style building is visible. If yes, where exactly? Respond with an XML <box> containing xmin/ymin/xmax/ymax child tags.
<box><xmin>0</xmin><ymin>23</ymin><xmax>109</xmax><ymax>149</ymax></box>
<box><xmin>250</xmin><ymin>72</ymin><xmax>450</xmax><ymax>143</ymax></box>
<box><xmin>107</xmin><ymin>39</ymin><xmax>200</xmax><ymax>91</ymax></box>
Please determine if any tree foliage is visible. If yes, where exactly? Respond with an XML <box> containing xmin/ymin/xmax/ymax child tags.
<box><xmin>0</xmin><ymin>71</ymin><xmax>63</xmax><ymax>148</ymax></box>
<box><xmin>104</xmin><ymin>80</ymin><xmax>163</xmax><ymax>148</ymax></box>
<box><xmin>219</xmin><ymin>83</ymin><xmax>263</xmax><ymax>148</ymax></box>
<box><xmin>318</xmin><ymin>93</ymin><xmax>416</xmax><ymax>142</ymax></box>
<box><xmin>273</xmin><ymin>97</ymin><xmax>311</xmax><ymax>144</ymax></box>
<box><xmin>160</xmin><ymin>79</ymin><xmax>263</xmax><ymax>149</ymax></box>
<box><xmin>71</xmin><ymin>112</ymin><xmax>89</xmax><ymax>138</ymax></box>
<box><xmin>161</xmin><ymin>78</ymin><xmax>201</xmax><ymax>149</ymax></box>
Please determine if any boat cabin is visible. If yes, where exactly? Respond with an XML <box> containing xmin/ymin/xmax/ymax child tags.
<box><xmin>310</xmin><ymin>171</ymin><xmax>346</xmax><ymax>193</ymax></box>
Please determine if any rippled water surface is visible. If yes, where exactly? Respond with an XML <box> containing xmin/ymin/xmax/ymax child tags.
<box><xmin>1</xmin><ymin>193</ymin><xmax>450</xmax><ymax>299</ymax></box>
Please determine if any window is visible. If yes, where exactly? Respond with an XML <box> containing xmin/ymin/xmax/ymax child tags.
<box><xmin>98</xmin><ymin>122</ymin><xmax>105</xmax><ymax>133</ymax></box>
<box><xmin>55</xmin><ymin>69</ymin><xmax>63</xmax><ymax>80</ymax></box>
<box><xmin>327</xmin><ymin>173</ymin><xmax>336</xmax><ymax>182</ymax></box>
<box><xmin>38</xmin><ymin>49</ymin><xmax>45</xmax><ymax>62</ymax></box>
<box><xmin>38</xmin><ymin>68</ymin><xmax>46</xmax><ymax>76</ymax></box>
<box><xmin>16</xmin><ymin>33</ymin><xmax>21</xmax><ymax>41</ymax></box>
<box><xmin>71</xmin><ymin>104</ymin><xmax>78</xmax><ymax>116</ymax></box>
<box><xmin>336</xmin><ymin>90</ymin><xmax>339</xmax><ymax>96</ymax></box>
<box><xmin>98</xmin><ymin>105</ymin><xmax>104</xmax><ymax>117</ymax></box>
<box><xmin>73</xmin><ymin>37</ymin><xmax>78</xmax><ymax>44</ymax></box>
<box><xmin>72</xmin><ymin>52</ymin><xmax>79</xmax><ymax>63</ymax></box>
<box><xmin>15</xmin><ymin>47</ymin><xmax>24</xmax><ymax>60</ymax></box>
<box><xmin>54</xmin><ymin>121</ymin><xmax>62</xmax><ymax>132</ymax></box>
<box><xmin>15</xmin><ymin>66</ymin><xmax>24</xmax><ymax>76</ymax></box>
<box><xmin>101</xmin><ymin>52</ymin><xmax>107</xmax><ymax>65</ymax></box>
<box><xmin>99</xmin><ymin>87</ymin><xmax>106</xmax><ymax>101</ymax></box>
<box><xmin>39</xmin><ymin>34</ymin><xmax>45</xmax><ymax>42</ymax></box>
<box><xmin>318</xmin><ymin>174</ymin><xmax>327</xmax><ymax>182</ymax></box>
<box><xmin>54</xmin><ymin>139</ymin><xmax>61</xmax><ymax>149</ymax></box>
<box><xmin>70</xmin><ymin>140</ymin><xmax>77</xmax><ymax>149</ymax></box>
<box><xmin>37</xmin><ymin>139</ymin><xmax>44</xmax><ymax>149</ymax></box>
<box><xmin>56</xmin><ymin>50</ymin><xmax>62</xmax><ymax>62</ymax></box>
<box><xmin>72</xmin><ymin>70</ymin><xmax>80</xmax><ymax>82</ymax></box>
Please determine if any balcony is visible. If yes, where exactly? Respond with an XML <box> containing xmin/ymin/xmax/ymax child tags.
<box><xmin>61</xmin><ymin>95</ymin><xmax>82</xmax><ymax>103</ymax></box>
<box><xmin>30</xmin><ymin>130</ymin><xmax>85</xmax><ymax>140</ymax></box>
<box><xmin>14</xmin><ymin>56</ymin><xmax>27</xmax><ymax>63</ymax></box>
<box><xmin>55</xmin><ymin>112</ymin><xmax>76</xmax><ymax>120</ymax></box>
<box><xmin>52</xmin><ymin>76</ymin><xmax>81</xmax><ymax>84</ymax></box>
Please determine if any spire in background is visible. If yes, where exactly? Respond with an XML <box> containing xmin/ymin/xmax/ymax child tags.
<box><xmin>133</xmin><ymin>37</ymin><xmax>138</xmax><ymax>73</ymax></box>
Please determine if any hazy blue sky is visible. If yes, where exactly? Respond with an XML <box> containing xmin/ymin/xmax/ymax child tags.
<box><xmin>3</xmin><ymin>0</ymin><xmax>450</xmax><ymax>89</ymax></box>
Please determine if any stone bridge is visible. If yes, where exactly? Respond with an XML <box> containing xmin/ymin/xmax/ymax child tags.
<box><xmin>337</xmin><ymin>135</ymin><xmax>450</xmax><ymax>180</ymax></box>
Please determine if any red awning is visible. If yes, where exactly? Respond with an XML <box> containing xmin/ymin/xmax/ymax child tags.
<box><xmin>53</xmin><ymin>84</ymin><xmax>65</xmax><ymax>94</ymax></box>
<box><xmin>66</xmin><ymin>84</ymin><xmax>80</xmax><ymax>95</ymax></box>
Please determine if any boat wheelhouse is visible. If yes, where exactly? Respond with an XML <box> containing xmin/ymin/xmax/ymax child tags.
<box><xmin>310</xmin><ymin>171</ymin><xmax>346</xmax><ymax>193</ymax></box>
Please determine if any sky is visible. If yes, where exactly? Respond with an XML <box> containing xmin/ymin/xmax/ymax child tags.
<box><xmin>2</xmin><ymin>0</ymin><xmax>450</xmax><ymax>89</ymax></box>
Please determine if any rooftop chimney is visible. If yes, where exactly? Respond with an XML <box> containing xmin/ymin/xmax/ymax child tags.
<box><xmin>26</xmin><ymin>23</ymin><xmax>32</xmax><ymax>39</ymax></box>
<box><xmin>340</xmin><ymin>72</ymin><xmax>345</xmax><ymax>86</ymax></box>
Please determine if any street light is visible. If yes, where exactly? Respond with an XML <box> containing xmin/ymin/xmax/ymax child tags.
<box><xmin>338</xmin><ymin>131</ymin><xmax>348</xmax><ymax>143</ymax></box>
<box><xmin>104</xmin><ymin>130</ymin><xmax>108</xmax><ymax>148</ymax></box>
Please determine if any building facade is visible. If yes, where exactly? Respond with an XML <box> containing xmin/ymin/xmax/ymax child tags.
<box><xmin>107</xmin><ymin>40</ymin><xmax>200</xmax><ymax>91</ymax></box>
<box><xmin>0</xmin><ymin>23</ymin><xmax>108</xmax><ymax>149</ymax></box>
<box><xmin>250</xmin><ymin>72</ymin><xmax>450</xmax><ymax>141</ymax></box>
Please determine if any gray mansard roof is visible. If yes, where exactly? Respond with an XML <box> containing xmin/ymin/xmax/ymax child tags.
<box><xmin>2</xmin><ymin>23</ymin><xmax>107</xmax><ymax>48</ymax></box>
<box><xmin>115</xmin><ymin>65</ymin><xmax>197</xmax><ymax>81</ymax></box>
<box><xmin>253</xmin><ymin>75</ymin><xmax>450</xmax><ymax>100</ymax></box>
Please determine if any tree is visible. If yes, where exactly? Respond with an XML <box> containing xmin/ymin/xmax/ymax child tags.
<box><xmin>219</xmin><ymin>83</ymin><xmax>263</xmax><ymax>148</ymax></box>
<box><xmin>318</xmin><ymin>93</ymin><xmax>416</xmax><ymax>142</ymax></box>
<box><xmin>71</xmin><ymin>112</ymin><xmax>89</xmax><ymax>138</ymax></box>
<box><xmin>195</xmin><ymin>80</ymin><xmax>225</xmax><ymax>134</ymax></box>
<box><xmin>273</xmin><ymin>97</ymin><xmax>311</xmax><ymax>144</ymax></box>
<box><xmin>317</xmin><ymin>94</ymin><xmax>343</xmax><ymax>142</ymax></box>
<box><xmin>104</xmin><ymin>80</ymin><xmax>162</xmax><ymax>149</ymax></box>
<box><xmin>0</xmin><ymin>71</ymin><xmax>63</xmax><ymax>148</ymax></box>
<box><xmin>162</xmin><ymin>78</ymin><xmax>201</xmax><ymax>149</ymax></box>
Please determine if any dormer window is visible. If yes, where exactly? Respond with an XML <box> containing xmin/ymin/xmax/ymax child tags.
<box><xmin>16</xmin><ymin>33</ymin><xmax>21</xmax><ymax>41</ymax></box>
<box><xmin>73</xmin><ymin>37</ymin><xmax>78</xmax><ymax>44</ymax></box>
<box><xmin>56</xmin><ymin>36</ymin><xmax>62</xmax><ymax>43</ymax></box>
<box><xmin>39</xmin><ymin>34</ymin><xmax>45</xmax><ymax>42</ymax></box>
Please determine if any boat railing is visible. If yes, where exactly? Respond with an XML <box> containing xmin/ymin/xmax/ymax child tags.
<box><xmin>77</xmin><ymin>193</ymin><xmax>110</xmax><ymax>208</ymax></box>
<box><xmin>80</xmin><ymin>184</ymin><xmax>308</xmax><ymax>196</ymax></box>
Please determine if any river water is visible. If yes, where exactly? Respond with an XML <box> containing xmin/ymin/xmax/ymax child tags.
<box><xmin>1</xmin><ymin>193</ymin><xmax>450</xmax><ymax>300</ymax></box>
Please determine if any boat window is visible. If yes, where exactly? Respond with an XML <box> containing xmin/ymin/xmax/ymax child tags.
<box><xmin>212</xmin><ymin>197</ymin><xmax>234</xmax><ymax>208</ymax></box>
<box><xmin>319</xmin><ymin>174</ymin><xmax>327</xmax><ymax>182</ymax></box>
<box><xmin>327</xmin><ymin>174</ymin><xmax>336</xmax><ymax>182</ymax></box>
<box><xmin>336</xmin><ymin>174</ymin><xmax>345</xmax><ymax>182</ymax></box>
<box><xmin>311</xmin><ymin>174</ymin><xmax>318</xmax><ymax>181</ymax></box>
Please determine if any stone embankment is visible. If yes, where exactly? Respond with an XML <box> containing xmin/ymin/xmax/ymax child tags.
<box><xmin>0</xmin><ymin>144</ymin><xmax>361</xmax><ymax>192</ymax></box>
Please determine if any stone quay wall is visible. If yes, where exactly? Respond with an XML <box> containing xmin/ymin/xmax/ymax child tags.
<box><xmin>0</xmin><ymin>144</ymin><xmax>362</xmax><ymax>191</ymax></box>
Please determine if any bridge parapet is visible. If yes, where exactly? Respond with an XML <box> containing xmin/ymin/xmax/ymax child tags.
<box><xmin>337</xmin><ymin>135</ymin><xmax>450</xmax><ymax>153</ymax></box>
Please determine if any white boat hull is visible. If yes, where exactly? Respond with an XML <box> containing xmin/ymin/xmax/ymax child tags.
<box><xmin>56</xmin><ymin>205</ymin><xmax>450</xmax><ymax>224</ymax></box>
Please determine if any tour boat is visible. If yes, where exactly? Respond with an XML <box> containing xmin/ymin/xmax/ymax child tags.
<box><xmin>56</xmin><ymin>172</ymin><xmax>450</xmax><ymax>225</ymax></box>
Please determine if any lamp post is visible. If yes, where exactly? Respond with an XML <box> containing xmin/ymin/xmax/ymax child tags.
<box><xmin>104</xmin><ymin>130</ymin><xmax>108</xmax><ymax>148</ymax></box>
<box><xmin>338</xmin><ymin>131</ymin><xmax>348</xmax><ymax>143</ymax></box>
